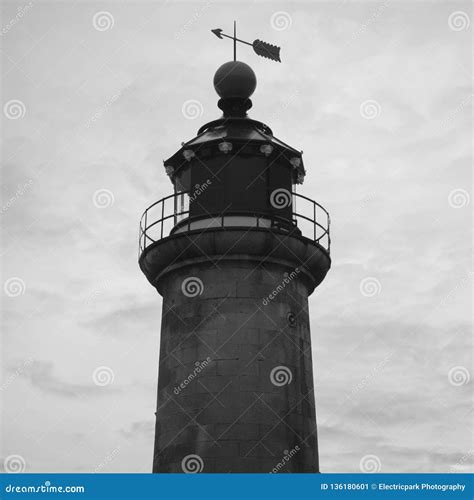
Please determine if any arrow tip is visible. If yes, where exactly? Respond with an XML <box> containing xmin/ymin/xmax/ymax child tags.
<box><xmin>211</xmin><ymin>29</ymin><xmax>223</xmax><ymax>39</ymax></box>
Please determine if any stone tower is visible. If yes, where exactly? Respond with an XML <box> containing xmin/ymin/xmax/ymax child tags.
<box><xmin>139</xmin><ymin>60</ymin><xmax>331</xmax><ymax>473</ymax></box>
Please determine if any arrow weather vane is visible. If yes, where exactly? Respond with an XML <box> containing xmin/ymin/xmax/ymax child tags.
<box><xmin>211</xmin><ymin>21</ymin><xmax>281</xmax><ymax>63</ymax></box>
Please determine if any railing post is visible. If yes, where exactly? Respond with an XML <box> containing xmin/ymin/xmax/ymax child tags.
<box><xmin>328</xmin><ymin>213</ymin><xmax>331</xmax><ymax>252</ymax></box>
<box><xmin>138</xmin><ymin>221</ymin><xmax>141</xmax><ymax>257</ymax></box>
<box><xmin>313</xmin><ymin>202</ymin><xmax>316</xmax><ymax>241</ymax></box>
<box><xmin>161</xmin><ymin>199</ymin><xmax>165</xmax><ymax>240</ymax></box>
<box><xmin>174</xmin><ymin>192</ymin><xmax>177</xmax><ymax>226</ymax></box>
<box><xmin>144</xmin><ymin>210</ymin><xmax>148</xmax><ymax>249</ymax></box>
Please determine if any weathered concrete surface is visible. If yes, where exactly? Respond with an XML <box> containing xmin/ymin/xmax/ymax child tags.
<box><xmin>152</xmin><ymin>256</ymin><xmax>320</xmax><ymax>473</ymax></box>
<box><xmin>139</xmin><ymin>227</ymin><xmax>331</xmax><ymax>296</ymax></box>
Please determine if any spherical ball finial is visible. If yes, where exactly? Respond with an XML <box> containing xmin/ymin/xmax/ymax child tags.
<box><xmin>213</xmin><ymin>61</ymin><xmax>257</xmax><ymax>100</ymax></box>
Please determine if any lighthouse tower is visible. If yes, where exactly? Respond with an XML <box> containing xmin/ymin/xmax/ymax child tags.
<box><xmin>139</xmin><ymin>59</ymin><xmax>331</xmax><ymax>473</ymax></box>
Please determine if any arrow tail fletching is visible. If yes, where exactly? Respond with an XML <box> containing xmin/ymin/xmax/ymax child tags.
<box><xmin>252</xmin><ymin>39</ymin><xmax>281</xmax><ymax>62</ymax></box>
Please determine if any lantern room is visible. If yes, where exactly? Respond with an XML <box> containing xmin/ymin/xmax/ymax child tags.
<box><xmin>139</xmin><ymin>61</ymin><xmax>330</xmax><ymax>255</ymax></box>
<box><xmin>164</xmin><ymin>61</ymin><xmax>306</xmax><ymax>233</ymax></box>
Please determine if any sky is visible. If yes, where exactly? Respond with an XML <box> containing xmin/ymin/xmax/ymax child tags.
<box><xmin>1</xmin><ymin>0</ymin><xmax>472</xmax><ymax>473</ymax></box>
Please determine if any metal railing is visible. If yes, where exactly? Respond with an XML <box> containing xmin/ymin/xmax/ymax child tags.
<box><xmin>139</xmin><ymin>191</ymin><xmax>330</xmax><ymax>255</ymax></box>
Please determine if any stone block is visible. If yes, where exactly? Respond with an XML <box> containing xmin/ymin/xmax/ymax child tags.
<box><xmin>214</xmin><ymin>423</ymin><xmax>260</xmax><ymax>441</ymax></box>
<box><xmin>216</xmin><ymin>359</ymin><xmax>240</xmax><ymax>376</ymax></box>
<box><xmin>199</xmin><ymin>375</ymin><xmax>236</xmax><ymax>394</ymax></box>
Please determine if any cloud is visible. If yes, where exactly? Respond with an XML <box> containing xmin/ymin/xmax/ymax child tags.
<box><xmin>119</xmin><ymin>420</ymin><xmax>154</xmax><ymax>440</ymax></box>
<box><xmin>22</xmin><ymin>361</ymin><xmax>118</xmax><ymax>398</ymax></box>
<box><xmin>83</xmin><ymin>300</ymin><xmax>160</xmax><ymax>338</ymax></box>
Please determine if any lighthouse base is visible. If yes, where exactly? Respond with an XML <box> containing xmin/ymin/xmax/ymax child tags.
<box><xmin>140</xmin><ymin>228</ymin><xmax>330</xmax><ymax>473</ymax></box>
<box><xmin>152</xmin><ymin>262</ymin><xmax>320</xmax><ymax>472</ymax></box>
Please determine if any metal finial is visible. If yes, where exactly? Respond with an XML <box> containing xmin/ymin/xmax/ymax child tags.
<box><xmin>211</xmin><ymin>24</ymin><xmax>281</xmax><ymax>63</ymax></box>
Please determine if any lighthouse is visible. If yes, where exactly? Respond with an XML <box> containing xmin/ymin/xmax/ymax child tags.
<box><xmin>139</xmin><ymin>42</ymin><xmax>331</xmax><ymax>473</ymax></box>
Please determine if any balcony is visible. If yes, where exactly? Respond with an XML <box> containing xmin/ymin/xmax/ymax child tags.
<box><xmin>139</xmin><ymin>191</ymin><xmax>330</xmax><ymax>256</ymax></box>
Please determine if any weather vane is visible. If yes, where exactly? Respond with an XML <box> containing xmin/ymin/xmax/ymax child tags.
<box><xmin>211</xmin><ymin>21</ymin><xmax>281</xmax><ymax>63</ymax></box>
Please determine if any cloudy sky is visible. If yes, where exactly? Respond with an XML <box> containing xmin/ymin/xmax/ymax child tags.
<box><xmin>1</xmin><ymin>0</ymin><xmax>472</xmax><ymax>473</ymax></box>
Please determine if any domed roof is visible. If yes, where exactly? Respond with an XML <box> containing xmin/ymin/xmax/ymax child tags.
<box><xmin>163</xmin><ymin>116</ymin><xmax>305</xmax><ymax>185</ymax></box>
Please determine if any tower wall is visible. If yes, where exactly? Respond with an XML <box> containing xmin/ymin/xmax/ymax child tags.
<box><xmin>153</xmin><ymin>257</ymin><xmax>319</xmax><ymax>473</ymax></box>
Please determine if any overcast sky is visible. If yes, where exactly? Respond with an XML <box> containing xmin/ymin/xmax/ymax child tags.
<box><xmin>1</xmin><ymin>0</ymin><xmax>472</xmax><ymax>473</ymax></box>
